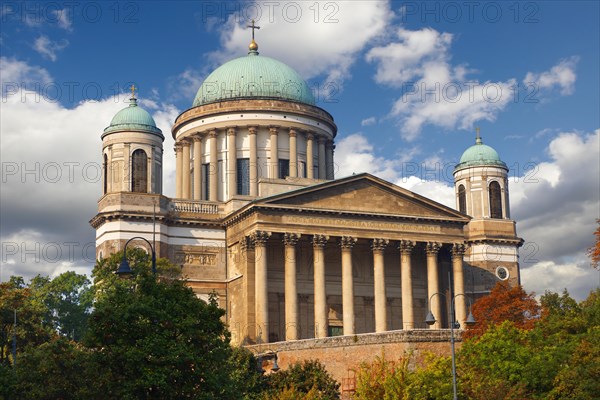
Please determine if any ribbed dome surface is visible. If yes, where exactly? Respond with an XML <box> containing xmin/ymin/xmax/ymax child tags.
<box><xmin>192</xmin><ymin>51</ymin><xmax>315</xmax><ymax>106</ymax></box>
<box><xmin>455</xmin><ymin>135</ymin><xmax>506</xmax><ymax>171</ymax></box>
<box><xmin>104</xmin><ymin>98</ymin><xmax>162</xmax><ymax>135</ymax></box>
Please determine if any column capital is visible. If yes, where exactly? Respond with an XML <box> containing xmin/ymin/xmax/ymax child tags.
<box><xmin>248</xmin><ymin>126</ymin><xmax>258</xmax><ymax>135</ymax></box>
<box><xmin>174</xmin><ymin>143</ymin><xmax>183</xmax><ymax>153</ymax></box>
<box><xmin>306</xmin><ymin>132</ymin><xmax>315</xmax><ymax>141</ymax></box>
<box><xmin>227</xmin><ymin>127</ymin><xmax>236</xmax><ymax>136</ymax></box>
<box><xmin>398</xmin><ymin>240</ymin><xmax>415</xmax><ymax>254</ymax></box>
<box><xmin>251</xmin><ymin>231</ymin><xmax>271</xmax><ymax>246</ymax></box>
<box><xmin>192</xmin><ymin>136</ymin><xmax>202</xmax><ymax>143</ymax></box>
<box><xmin>298</xmin><ymin>293</ymin><xmax>310</xmax><ymax>303</ymax></box>
<box><xmin>288</xmin><ymin>128</ymin><xmax>297</xmax><ymax>138</ymax></box>
<box><xmin>283</xmin><ymin>232</ymin><xmax>300</xmax><ymax>246</ymax></box>
<box><xmin>340</xmin><ymin>236</ymin><xmax>357</xmax><ymax>249</ymax></box>
<box><xmin>181</xmin><ymin>139</ymin><xmax>191</xmax><ymax>147</ymax></box>
<box><xmin>326</xmin><ymin>141</ymin><xmax>335</xmax><ymax>149</ymax></box>
<box><xmin>426</xmin><ymin>242</ymin><xmax>442</xmax><ymax>255</ymax></box>
<box><xmin>317</xmin><ymin>136</ymin><xmax>327</xmax><ymax>144</ymax></box>
<box><xmin>269</xmin><ymin>126</ymin><xmax>279</xmax><ymax>134</ymax></box>
<box><xmin>452</xmin><ymin>243</ymin><xmax>466</xmax><ymax>258</ymax></box>
<box><xmin>241</xmin><ymin>236</ymin><xmax>255</xmax><ymax>251</ymax></box>
<box><xmin>208</xmin><ymin>130</ymin><xmax>217</xmax><ymax>139</ymax></box>
<box><xmin>312</xmin><ymin>234</ymin><xmax>329</xmax><ymax>248</ymax></box>
<box><xmin>371</xmin><ymin>238</ymin><xmax>389</xmax><ymax>252</ymax></box>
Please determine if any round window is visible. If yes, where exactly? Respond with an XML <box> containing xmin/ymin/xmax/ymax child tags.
<box><xmin>496</xmin><ymin>266</ymin><xmax>509</xmax><ymax>281</ymax></box>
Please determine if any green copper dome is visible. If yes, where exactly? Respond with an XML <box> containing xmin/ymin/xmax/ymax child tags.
<box><xmin>104</xmin><ymin>97</ymin><xmax>162</xmax><ymax>136</ymax></box>
<box><xmin>455</xmin><ymin>133</ymin><xmax>507</xmax><ymax>171</ymax></box>
<box><xmin>193</xmin><ymin>49</ymin><xmax>315</xmax><ymax>106</ymax></box>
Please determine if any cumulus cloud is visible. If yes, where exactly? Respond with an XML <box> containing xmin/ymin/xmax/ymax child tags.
<box><xmin>361</xmin><ymin>116</ymin><xmax>376</xmax><ymax>126</ymax></box>
<box><xmin>33</xmin><ymin>35</ymin><xmax>69</xmax><ymax>61</ymax></box>
<box><xmin>205</xmin><ymin>1</ymin><xmax>392</xmax><ymax>86</ymax></box>
<box><xmin>524</xmin><ymin>57</ymin><xmax>579</xmax><ymax>96</ymax></box>
<box><xmin>366</xmin><ymin>27</ymin><xmax>516</xmax><ymax>140</ymax></box>
<box><xmin>0</xmin><ymin>58</ymin><xmax>179</xmax><ymax>281</ymax></box>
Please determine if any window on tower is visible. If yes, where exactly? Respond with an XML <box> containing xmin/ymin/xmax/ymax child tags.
<box><xmin>458</xmin><ymin>184</ymin><xmax>466</xmax><ymax>214</ymax></box>
<box><xmin>278</xmin><ymin>159</ymin><xmax>289</xmax><ymax>179</ymax></box>
<box><xmin>103</xmin><ymin>153</ymin><xmax>108</xmax><ymax>194</ymax></box>
<box><xmin>237</xmin><ymin>158</ymin><xmax>250</xmax><ymax>195</ymax></box>
<box><xmin>131</xmin><ymin>149</ymin><xmax>147</xmax><ymax>193</ymax></box>
<box><xmin>489</xmin><ymin>181</ymin><xmax>503</xmax><ymax>218</ymax></box>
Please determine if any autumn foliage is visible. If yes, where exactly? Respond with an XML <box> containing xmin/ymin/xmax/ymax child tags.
<box><xmin>463</xmin><ymin>281</ymin><xmax>540</xmax><ymax>340</ymax></box>
<box><xmin>589</xmin><ymin>219</ymin><xmax>600</xmax><ymax>270</ymax></box>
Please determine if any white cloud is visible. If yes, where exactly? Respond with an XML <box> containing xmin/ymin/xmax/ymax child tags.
<box><xmin>207</xmin><ymin>1</ymin><xmax>393</xmax><ymax>86</ymax></box>
<box><xmin>524</xmin><ymin>57</ymin><xmax>578</xmax><ymax>96</ymax></box>
<box><xmin>361</xmin><ymin>116</ymin><xmax>376</xmax><ymax>126</ymax></box>
<box><xmin>521</xmin><ymin>259</ymin><xmax>598</xmax><ymax>301</ymax></box>
<box><xmin>33</xmin><ymin>35</ymin><xmax>69</xmax><ymax>61</ymax></box>
<box><xmin>0</xmin><ymin>56</ymin><xmax>52</xmax><ymax>93</ymax></box>
<box><xmin>51</xmin><ymin>9</ymin><xmax>73</xmax><ymax>31</ymax></box>
<box><xmin>167</xmin><ymin>68</ymin><xmax>205</xmax><ymax>103</ymax></box>
<box><xmin>334</xmin><ymin>133</ymin><xmax>401</xmax><ymax>182</ymax></box>
<box><xmin>0</xmin><ymin>58</ymin><xmax>179</xmax><ymax>282</ymax></box>
<box><xmin>366</xmin><ymin>27</ymin><xmax>516</xmax><ymax>140</ymax></box>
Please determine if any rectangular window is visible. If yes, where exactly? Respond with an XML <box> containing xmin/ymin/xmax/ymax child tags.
<box><xmin>236</xmin><ymin>158</ymin><xmax>250</xmax><ymax>195</ymax></box>
<box><xmin>278</xmin><ymin>159</ymin><xmax>289</xmax><ymax>179</ymax></box>
<box><xmin>202</xmin><ymin>163</ymin><xmax>210</xmax><ymax>200</ymax></box>
<box><xmin>328</xmin><ymin>326</ymin><xmax>343</xmax><ymax>337</ymax></box>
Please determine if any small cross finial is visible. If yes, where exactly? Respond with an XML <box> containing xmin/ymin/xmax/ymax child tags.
<box><xmin>130</xmin><ymin>84</ymin><xmax>136</xmax><ymax>98</ymax></box>
<box><xmin>247</xmin><ymin>19</ymin><xmax>260</xmax><ymax>40</ymax></box>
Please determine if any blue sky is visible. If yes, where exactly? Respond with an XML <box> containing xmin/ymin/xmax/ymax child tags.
<box><xmin>1</xmin><ymin>1</ymin><xmax>599</xmax><ymax>300</ymax></box>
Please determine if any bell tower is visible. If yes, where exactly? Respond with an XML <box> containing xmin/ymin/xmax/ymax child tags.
<box><xmin>101</xmin><ymin>87</ymin><xmax>164</xmax><ymax>196</ymax></box>
<box><xmin>453</xmin><ymin>128</ymin><xmax>522</xmax><ymax>289</ymax></box>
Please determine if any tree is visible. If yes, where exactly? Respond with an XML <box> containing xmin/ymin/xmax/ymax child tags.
<box><xmin>83</xmin><ymin>269</ymin><xmax>234</xmax><ymax>399</ymax></box>
<box><xmin>588</xmin><ymin>219</ymin><xmax>600</xmax><ymax>269</ymax></box>
<box><xmin>264</xmin><ymin>360</ymin><xmax>340</xmax><ymax>399</ymax></box>
<box><xmin>353</xmin><ymin>353</ymin><xmax>412</xmax><ymax>400</ymax></box>
<box><xmin>463</xmin><ymin>281</ymin><xmax>539</xmax><ymax>339</ymax></box>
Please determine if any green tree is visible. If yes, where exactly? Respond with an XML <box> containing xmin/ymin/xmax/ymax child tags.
<box><xmin>352</xmin><ymin>352</ymin><xmax>413</xmax><ymax>400</ymax></box>
<box><xmin>405</xmin><ymin>353</ymin><xmax>453</xmax><ymax>400</ymax></box>
<box><xmin>265</xmin><ymin>360</ymin><xmax>340</xmax><ymax>400</ymax></box>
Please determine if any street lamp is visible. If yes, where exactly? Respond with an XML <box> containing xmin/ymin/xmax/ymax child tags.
<box><xmin>116</xmin><ymin>237</ymin><xmax>157</xmax><ymax>277</ymax></box>
<box><xmin>425</xmin><ymin>272</ymin><xmax>476</xmax><ymax>400</ymax></box>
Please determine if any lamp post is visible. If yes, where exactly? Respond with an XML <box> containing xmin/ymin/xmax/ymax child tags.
<box><xmin>425</xmin><ymin>272</ymin><xmax>476</xmax><ymax>400</ymax></box>
<box><xmin>116</xmin><ymin>237</ymin><xmax>157</xmax><ymax>277</ymax></box>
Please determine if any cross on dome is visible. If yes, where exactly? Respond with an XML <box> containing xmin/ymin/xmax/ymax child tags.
<box><xmin>247</xmin><ymin>19</ymin><xmax>260</xmax><ymax>52</ymax></box>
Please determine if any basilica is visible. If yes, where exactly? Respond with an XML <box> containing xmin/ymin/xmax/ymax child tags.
<box><xmin>90</xmin><ymin>34</ymin><xmax>522</xmax><ymax>346</ymax></box>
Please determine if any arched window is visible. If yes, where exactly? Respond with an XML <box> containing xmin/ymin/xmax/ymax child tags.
<box><xmin>489</xmin><ymin>181</ymin><xmax>503</xmax><ymax>218</ymax></box>
<box><xmin>458</xmin><ymin>184</ymin><xmax>466</xmax><ymax>214</ymax></box>
<box><xmin>103</xmin><ymin>153</ymin><xmax>108</xmax><ymax>194</ymax></box>
<box><xmin>131</xmin><ymin>149</ymin><xmax>148</xmax><ymax>193</ymax></box>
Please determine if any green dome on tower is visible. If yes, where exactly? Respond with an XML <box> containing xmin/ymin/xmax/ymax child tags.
<box><xmin>104</xmin><ymin>97</ymin><xmax>162</xmax><ymax>136</ymax></box>
<box><xmin>455</xmin><ymin>130</ymin><xmax>507</xmax><ymax>171</ymax></box>
<box><xmin>192</xmin><ymin>44</ymin><xmax>315</xmax><ymax>107</ymax></box>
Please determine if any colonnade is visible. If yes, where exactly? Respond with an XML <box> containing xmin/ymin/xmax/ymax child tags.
<box><xmin>243</xmin><ymin>231</ymin><xmax>467</xmax><ymax>343</ymax></box>
<box><xmin>174</xmin><ymin>126</ymin><xmax>335</xmax><ymax>200</ymax></box>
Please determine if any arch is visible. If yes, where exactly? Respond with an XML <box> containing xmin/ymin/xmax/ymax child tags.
<box><xmin>131</xmin><ymin>149</ymin><xmax>148</xmax><ymax>193</ymax></box>
<box><xmin>489</xmin><ymin>181</ymin><xmax>503</xmax><ymax>218</ymax></box>
<box><xmin>103</xmin><ymin>153</ymin><xmax>108</xmax><ymax>194</ymax></box>
<box><xmin>458</xmin><ymin>184</ymin><xmax>466</xmax><ymax>214</ymax></box>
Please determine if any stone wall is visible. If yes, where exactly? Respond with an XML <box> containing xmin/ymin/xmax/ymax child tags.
<box><xmin>246</xmin><ymin>329</ymin><xmax>462</xmax><ymax>385</ymax></box>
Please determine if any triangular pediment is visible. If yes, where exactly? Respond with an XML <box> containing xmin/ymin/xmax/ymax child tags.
<box><xmin>254</xmin><ymin>174</ymin><xmax>468</xmax><ymax>221</ymax></box>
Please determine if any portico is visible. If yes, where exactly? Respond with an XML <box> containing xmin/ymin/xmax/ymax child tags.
<box><xmin>225</xmin><ymin>174</ymin><xmax>471</xmax><ymax>345</ymax></box>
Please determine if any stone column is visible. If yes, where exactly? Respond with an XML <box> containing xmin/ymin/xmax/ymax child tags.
<box><xmin>123</xmin><ymin>143</ymin><xmax>130</xmax><ymax>192</ymax></box>
<box><xmin>283</xmin><ymin>233</ymin><xmax>300</xmax><ymax>340</ymax></box>
<box><xmin>253</xmin><ymin>231</ymin><xmax>271</xmax><ymax>343</ymax></box>
<box><xmin>318</xmin><ymin>137</ymin><xmax>326</xmax><ymax>180</ymax></box>
<box><xmin>426</xmin><ymin>242</ymin><xmax>442</xmax><ymax>329</ymax></box>
<box><xmin>340</xmin><ymin>236</ymin><xmax>357</xmax><ymax>335</ymax></box>
<box><xmin>313</xmin><ymin>234</ymin><xmax>329</xmax><ymax>338</ymax></box>
<box><xmin>208</xmin><ymin>130</ymin><xmax>218</xmax><ymax>202</ymax></box>
<box><xmin>106</xmin><ymin>145</ymin><xmax>113</xmax><ymax>193</ymax></box>
<box><xmin>227</xmin><ymin>127</ymin><xmax>237</xmax><ymax>198</ymax></box>
<box><xmin>372</xmin><ymin>239</ymin><xmax>389</xmax><ymax>333</ymax></box>
<box><xmin>193</xmin><ymin>137</ymin><xmax>202</xmax><ymax>200</ymax></box>
<box><xmin>306</xmin><ymin>133</ymin><xmax>314</xmax><ymax>179</ymax></box>
<box><xmin>289</xmin><ymin>128</ymin><xmax>298</xmax><ymax>178</ymax></box>
<box><xmin>325</xmin><ymin>141</ymin><xmax>335</xmax><ymax>180</ymax></box>
<box><xmin>182</xmin><ymin>140</ymin><xmax>191</xmax><ymax>199</ymax></box>
<box><xmin>399</xmin><ymin>240</ymin><xmax>415</xmax><ymax>329</ymax></box>
<box><xmin>248</xmin><ymin>126</ymin><xmax>258</xmax><ymax>196</ymax></box>
<box><xmin>269</xmin><ymin>127</ymin><xmax>279</xmax><ymax>179</ymax></box>
<box><xmin>147</xmin><ymin>145</ymin><xmax>153</xmax><ymax>193</ymax></box>
<box><xmin>174</xmin><ymin>143</ymin><xmax>182</xmax><ymax>198</ymax></box>
<box><xmin>452</xmin><ymin>243</ymin><xmax>467</xmax><ymax>326</ymax></box>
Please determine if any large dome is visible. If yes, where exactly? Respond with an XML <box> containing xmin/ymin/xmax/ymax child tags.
<box><xmin>104</xmin><ymin>97</ymin><xmax>162</xmax><ymax>136</ymax></box>
<box><xmin>455</xmin><ymin>134</ymin><xmax>507</xmax><ymax>171</ymax></box>
<box><xmin>192</xmin><ymin>49</ymin><xmax>315</xmax><ymax>107</ymax></box>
